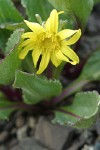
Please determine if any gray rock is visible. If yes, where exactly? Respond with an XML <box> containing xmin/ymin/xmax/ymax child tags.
<box><xmin>94</xmin><ymin>142</ymin><xmax>100</xmax><ymax>150</ymax></box>
<box><xmin>0</xmin><ymin>146</ymin><xmax>7</xmax><ymax>150</ymax></box>
<box><xmin>96</xmin><ymin>117</ymin><xmax>100</xmax><ymax>135</ymax></box>
<box><xmin>11</xmin><ymin>137</ymin><xmax>48</xmax><ymax>150</ymax></box>
<box><xmin>28</xmin><ymin>116</ymin><xmax>37</xmax><ymax>129</ymax></box>
<box><xmin>81</xmin><ymin>145</ymin><xmax>94</xmax><ymax>150</ymax></box>
<box><xmin>0</xmin><ymin>131</ymin><xmax>9</xmax><ymax>143</ymax></box>
<box><xmin>16</xmin><ymin>125</ymin><xmax>28</xmax><ymax>141</ymax></box>
<box><xmin>35</xmin><ymin>117</ymin><xmax>74</xmax><ymax>150</ymax></box>
<box><xmin>7</xmin><ymin>138</ymin><xmax>18</xmax><ymax>149</ymax></box>
<box><xmin>67</xmin><ymin>139</ymin><xmax>84</xmax><ymax>150</ymax></box>
<box><xmin>15</xmin><ymin>115</ymin><xmax>25</xmax><ymax>128</ymax></box>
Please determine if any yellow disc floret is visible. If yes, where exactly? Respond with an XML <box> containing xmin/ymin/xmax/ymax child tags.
<box><xmin>39</xmin><ymin>33</ymin><xmax>61</xmax><ymax>53</ymax></box>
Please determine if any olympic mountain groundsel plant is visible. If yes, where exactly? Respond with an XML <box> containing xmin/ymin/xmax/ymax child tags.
<box><xmin>0</xmin><ymin>0</ymin><xmax>100</xmax><ymax>129</ymax></box>
<box><xmin>19</xmin><ymin>9</ymin><xmax>81</xmax><ymax>74</ymax></box>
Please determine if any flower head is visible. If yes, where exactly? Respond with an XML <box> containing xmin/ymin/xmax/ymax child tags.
<box><xmin>19</xmin><ymin>9</ymin><xmax>81</xmax><ymax>74</ymax></box>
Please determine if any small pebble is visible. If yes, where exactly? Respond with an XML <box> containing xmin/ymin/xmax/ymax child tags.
<box><xmin>0</xmin><ymin>146</ymin><xmax>7</xmax><ymax>150</ymax></box>
<box><xmin>15</xmin><ymin>115</ymin><xmax>25</xmax><ymax>128</ymax></box>
<box><xmin>0</xmin><ymin>131</ymin><xmax>9</xmax><ymax>143</ymax></box>
<box><xmin>17</xmin><ymin>125</ymin><xmax>28</xmax><ymax>141</ymax></box>
<box><xmin>28</xmin><ymin>116</ymin><xmax>36</xmax><ymax>129</ymax></box>
<box><xmin>7</xmin><ymin>138</ymin><xmax>18</xmax><ymax>148</ymax></box>
<box><xmin>82</xmin><ymin>145</ymin><xmax>94</xmax><ymax>150</ymax></box>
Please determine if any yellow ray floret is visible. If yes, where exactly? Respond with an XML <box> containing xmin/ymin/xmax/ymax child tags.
<box><xmin>19</xmin><ymin>9</ymin><xmax>81</xmax><ymax>74</ymax></box>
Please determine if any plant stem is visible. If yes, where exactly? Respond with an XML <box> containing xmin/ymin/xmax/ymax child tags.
<box><xmin>0</xmin><ymin>102</ymin><xmax>41</xmax><ymax>113</ymax></box>
<box><xmin>52</xmin><ymin>62</ymin><xmax>65</xmax><ymax>79</ymax></box>
<box><xmin>23</xmin><ymin>56</ymin><xmax>36</xmax><ymax>73</ymax></box>
<box><xmin>56</xmin><ymin>108</ymin><xmax>81</xmax><ymax>119</ymax></box>
<box><xmin>52</xmin><ymin>77</ymin><xmax>89</xmax><ymax>104</ymax></box>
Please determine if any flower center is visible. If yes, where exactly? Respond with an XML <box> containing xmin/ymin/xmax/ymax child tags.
<box><xmin>38</xmin><ymin>33</ymin><xmax>61</xmax><ymax>53</ymax></box>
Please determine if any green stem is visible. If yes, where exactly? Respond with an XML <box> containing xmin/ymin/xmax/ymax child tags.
<box><xmin>52</xmin><ymin>77</ymin><xmax>90</xmax><ymax>104</ymax></box>
<box><xmin>23</xmin><ymin>56</ymin><xmax>36</xmax><ymax>73</ymax></box>
<box><xmin>52</xmin><ymin>62</ymin><xmax>65</xmax><ymax>79</ymax></box>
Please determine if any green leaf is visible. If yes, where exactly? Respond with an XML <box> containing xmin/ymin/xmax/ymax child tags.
<box><xmin>48</xmin><ymin>0</ymin><xmax>93</xmax><ymax>29</ymax></box>
<box><xmin>0</xmin><ymin>0</ymin><xmax>23</xmax><ymax>23</ymax></box>
<box><xmin>0</xmin><ymin>92</ymin><xmax>16</xmax><ymax>119</ymax></box>
<box><xmin>80</xmin><ymin>50</ymin><xmax>100</xmax><ymax>81</ymax></box>
<box><xmin>0</xmin><ymin>28</ymin><xmax>24</xmax><ymax>85</ymax></box>
<box><xmin>5</xmin><ymin>29</ymin><xmax>24</xmax><ymax>54</ymax></box>
<box><xmin>94</xmin><ymin>0</ymin><xmax>100</xmax><ymax>4</ymax></box>
<box><xmin>21</xmin><ymin>0</ymin><xmax>53</xmax><ymax>21</ymax></box>
<box><xmin>53</xmin><ymin>91</ymin><xmax>100</xmax><ymax>128</ymax></box>
<box><xmin>0</xmin><ymin>29</ymin><xmax>12</xmax><ymax>51</ymax></box>
<box><xmin>60</xmin><ymin>49</ymin><xmax>100</xmax><ymax>100</ymax></box>
<box><xmin>13</xmin><ymin>71</ymin><xmax>62</xmax><ymax>104</ymax></box>
<box><xmin>0</xmin><ymin>22</ymin><xmax>26</xmax><ymax>31</ymax></box>
<box><xmin>0</xmin><ymin>0</ymin><xmax>23</xmax><ymax>51</ymax></box>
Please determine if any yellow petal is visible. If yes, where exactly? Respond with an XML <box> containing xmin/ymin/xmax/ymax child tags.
<box><xmin>32</xmin><ymin>48</ymin><xmax>42</xmax><ymax>68</ymax></box>
<box><xmin>45</xmin><ymin>9</ymin><xmax>58</xmax><ymax>33</ymax></box>
<box><xmin>21</xmin><ymin>32</ymin><xmax>34</xmax><ymax>39</ymax></box>
<box><xmin>58</xmin><ymin>29</ymin><xmax>79</xmax><ymax>40</ymax></box>
<box><xmin>51</xmin><ymin>52</ymin><xmax>61</xmax><ymax>67</ymax></box>
<box><xmin>36</xmin><ymin>52</ymin><xmax>50</xmax><ymax>74</ymax></box>
<box><xmin>19</xmin><ymin>39</ymin><xmax>33</xmax><ymax>48</ymax></box>
<box><xmin>19</xmin><ymin>44</ymin><xmax>33</xmax><ymax>59</ymax></box>
<box><xmin>24</xmin><ymin>20</ymin><xmax>45</xmax><ymax>33</ymax></box>
<box><xmin>55</xmin><ymin>50</ymin><xmax>70</xmax><ymax>63</ymax></box>
<box><xmin>61</xmin><ymin>45</ymin><xmax>79</xmax><ymax>64</ymax></box>
<box><xmin>55</xmin><ymin>50</ymin><xmax>77</xmax><ymax>65</ymax></box>
<box><xmin>66</xmin><ymin>29</ymin><xmax>81</xmax><ymax>45</ymax></box>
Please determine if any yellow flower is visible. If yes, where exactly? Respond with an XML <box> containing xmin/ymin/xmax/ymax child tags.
<box><xmin>19</xmin><ymin>9</ymin><xmax>81</xmax><ymax>74</ymax></box>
